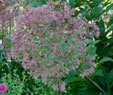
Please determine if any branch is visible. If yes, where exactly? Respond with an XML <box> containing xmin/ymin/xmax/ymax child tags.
<box><xmin>79</xmin><ymin>69</ymin><xmax>106</xmax><ymax>95</ymax></box>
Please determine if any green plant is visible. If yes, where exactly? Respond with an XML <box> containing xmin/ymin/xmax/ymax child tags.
<box><xmin>63</xmin><ymin>0</ymin><xmax>113</xmax><ymax>94</ymax></box>
<box><xmin>1</xmin><ymin>0</ymin><xmax>113</xmax><ymax>95</ymax></box>
<box><xmin>0</xmin><ymin>59</ymin><xmax>57</xmax><ymax>95</ymax></box>
<box><xmin>0</xmin><ymin>71</ymin><xmax>25</xmax><ymax>95</ymax></box>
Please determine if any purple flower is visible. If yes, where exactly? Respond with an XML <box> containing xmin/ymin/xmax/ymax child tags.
<box><xmin>10</xmin><ymin>0</ymin><xmax>99</xmax><ymax>91</ymax></box>
<box><xmin>0</xmin><ymin>84</ymin><xmax>7</xmax><ymax>93</ymax></box>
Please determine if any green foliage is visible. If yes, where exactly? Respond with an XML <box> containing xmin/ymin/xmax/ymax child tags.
<box><xmin>64</xmin><ymin>71</ymin><xmax>84</xmax><ymax>84</ymax></box>
<box><xmin>27</xmin><ymin>0</ymin><xmax>48</xmax><ymax>7</ymax></box>
<box><xmin>1</xmin><ymin>0</ymin><xmax>113</xmax><ymax>95</ymax></box>
<box><xmin>95</xmin><ymin>69</ymin><xmax>104</xmax><ymax>76</ymax></box>
<box><xmin>0</xmin><ymin>72</ymin><xmax>25</xmax><ymax>95</ymax></box>
<box><xmin>91</xmin><ymin>0</ymin><xmax>103</xmax><ymax>7</ymax></box>
<box><xmin>72</xmin><ymin>0</ymin><xmax>113</xmax><ymax>57</ymax></box>
<box><xmin>93</xmin><ymin>65</ymin><xmax>113</xmax><ymax>95</ymax></box>
<box><xmin>99</xmin><ymin>57</ymin><xmax>113</xmax><ymax>63</ymax></box>
<box><xmin>64</xmin><ymin>0</ymin><xmax>113</xmax><ymax>94</ymax></box>
<box><xmin>0</xmin><ymin>59</ymin><xmax>56</xmax><ymax>95</ymax></box>
<box><xmin>90</xmin><ymin>7</ymin><xmax>103</xmax><ymax>20</ymax></box>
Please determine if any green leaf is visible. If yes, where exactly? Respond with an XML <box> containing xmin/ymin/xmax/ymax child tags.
<box><xmin>108</xmin><ymin>69</ymin><xmax>113</xmax><ymax>83</ymax></box>
<box><xmin>99</xmin><ymin>57</ymin><xmax>113</xmax><ymax>63</ymax></box>
<box><xmin>88</xmin><ymin>46</ymin><xmax>97</xmax><ymax>56</ymax></box>
<box><xmin>85</xmin><ymin>44</ymin><xmax>93</xmax><ymax>53</ymax></box>
<box><xmin>39</xmin><ymin>0</ymin><xmax>47</xmax><ymax>4</ymax></box>
<box><xmin>3</xmin><ymin>37</ymin><xmax>12</xmax><ymax>41</ymax></box>
<box><xmin>106</xmin><ymin>3</ymin><xmax>113</xmax><ymax>12</ymax></box>
<box><xmin>69</xmin><ymin>0</ymin><xmax>75</xmax><ymax>8</ymax></box>
<box><xmin>2</xmin><ymin>43</ymin><xmax>12</xmax><ymax>45</ymax></box>
<box><xmin>92</xmin><ymin>0</ymin><xmax>103</xmax><ymax>7</ymax></box>
<box><xmin>96</xmin><ymin>20</ymin><xmax>106</xmax><ymax>38</ymax></box>
<box><xmin>28</xmin><ymin>0</ymin><xmax>42</xmax><ymax>7</ymax></box>
<box><xmin>61</xmin><ymin>58</ymin><xmax>68</xmax><ymax>64</ymax></box>
<box><xmin>106</xmin><ymin>25</ymin><xmax>113</xmax><ymax>35</ymax></box>
<box><xmin>32</xmin><ymin>37</ymin><xmax>39</xmax><ymax>43</ymax></box>
<box><xmin>85</xmin><ymin>44</ymin><xmax>97</xmax><ymax>56</ymax></box>
<box><xmin>104</xmin><ymin>38</ymin><xmax>113</xmax><ymax>45</ymax></box>
<box><xmin>61</xmin><ymin>0</ymin><xmax>66</xmax><ymax>2</ymax></box>
<box><xmin>2</xmin><ymin>37</ymin><xmax>12</xmax><ymax>49</ymax></box>
<box><xmin>0</xmin><ymin>49</ymin><xmax>3</xmax><ymax>64</ymax></box>
<box><xmin>68</xmin><ymin>70</ymin><xmax>80</xmax><ymax>75</ymax></box>
<box><xmin>64</xmin><ymin>76</ymin><xmax>85</xmax><ymax>83</ymax></box>
<box><xmin>96</xmin><ymin>45</ymin><xmax>113</xmax><ymax>57</ymax></box>
<box><xmin>79</xmin><ymin>90</ymin><xmax>100</xmax><ymax>95</ymax></box>
<box><xmin>84</xmin><ymin>40</ymin><xmax>100</xmax><ymax>44</ymax></box>
<box><xmin>95</xmin><ymin>69</ymin><xmax>104</xmax><ymax>76</ymax></box>
<box><xmin>90</xmin><ymin>7</ymin><xmax>103</xmax><ymax>19</ymax></box>
<box><xmin>81</xmin><ymin>64</ymin><xmax>90</xmax><ymax>70</ymax></box>
<box><xmin>107</xmin><ymin>16</ymin><xmax>113</xmax><ymax>28</ymax></box>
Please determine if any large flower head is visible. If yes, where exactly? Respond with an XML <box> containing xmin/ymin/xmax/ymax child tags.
<box><xmin>11</xmin><ymin>0</ymin><xmax>99</xmax><ymax>91</ymax></box>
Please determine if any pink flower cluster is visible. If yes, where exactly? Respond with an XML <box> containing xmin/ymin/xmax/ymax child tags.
<box><xmin>0</xmin><ymin>83</ymin><xmax>7</xmax><ymax>93</ymax></box>
<box><xmin>0</xmin><ymin>0</ymin><xmax>19</xmax><ymax>33</ymax></box>
<box><xmin>0</xmin><ymin>0</ymin><xmax>20</xmax><ymax>59</ymax></box>
<box><xmin>11</xmin><ymin>0</ymin><xmax>99</xmax><ymax>91</ymax></box>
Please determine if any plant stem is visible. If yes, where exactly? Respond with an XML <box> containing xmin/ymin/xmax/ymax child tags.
<box><xmin>86</xmin><ymin>76</ymin><xmax>106</xmax><ymax>95</ymax></box>
<box><xmin>79</xmin><ymin>70</ymin><xmax>106</xmax><ymax>95</ymax></box>
<box><xmin>57</xmin><ymin>80</ymin><xmax>61</xmax><ymax>95</ymax></box>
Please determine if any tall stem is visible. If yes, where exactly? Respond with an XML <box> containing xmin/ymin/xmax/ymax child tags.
<box><xmin>79</xmin><ymin>70</ymin><xmax>106</xmax><ymax>95</ymax></box>
<box><xmin>58</xmin><ymin>81</ymin><xmax>61</xmax><ymax>95</ymax></box>
<box><xmin>86</xmin><ymin>76</ymin><xmax>106</xmax><ymax>94</ymax></box>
